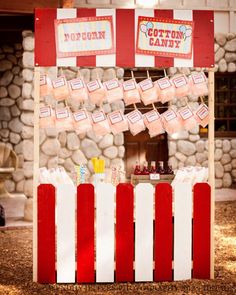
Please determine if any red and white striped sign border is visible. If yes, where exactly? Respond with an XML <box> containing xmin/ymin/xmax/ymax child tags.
<box><xmin>35</xmin><ymin>9</ymin><xmax>214</xmax><ymax>68</ymax></box>
<box><xmin>37</xmin><ymin>182</ymin><xmax>211</xmax><ymax>283</ymax></box>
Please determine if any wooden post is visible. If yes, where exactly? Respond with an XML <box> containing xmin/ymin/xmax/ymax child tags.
<box><xmin>33</xmin><ymin>66</ymin><xmax>40</xmax><ymax>282</ymax></box>
<box><xmin>208</xmin><ymin>69</ymin><xmax>215</xmax><ymax>279</ymax></box>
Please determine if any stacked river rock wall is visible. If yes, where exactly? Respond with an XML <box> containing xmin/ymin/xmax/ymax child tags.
<box><xmin>40</xmin><ymin>66</ymin><xmax>126</xmax><ymax>183</ymax></box>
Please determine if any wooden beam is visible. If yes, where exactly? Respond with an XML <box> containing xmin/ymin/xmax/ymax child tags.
<box><xmin>208</xmin><ymin>69</ymin><xmax>215</xmax><ymax>280</ymax></box>
<box><xmin>33</xmin><ymin>67</ymin><xmax>40</xmax><ymax>282</ymax></box>
<box><xmin>0</xmin><ymin>0</ymin><xmax>59</xmax><ymax>14</ymax></box>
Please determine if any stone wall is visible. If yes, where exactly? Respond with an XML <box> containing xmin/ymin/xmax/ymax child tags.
<box><xmin>39</xmin><ymin>66</ymin><xmax>125</xmax><ymax>183</ymax></box>
<box><xmin>168</xmin><ymin>33</ymin><xmax>236</xmax><ymax>188</ymax></box>
<box><xmin>214</xmin><ymin>32</ymin><xmax>236</xmax><ymax>72</ymax></box>
<box><xmin>0</xmin><ymin>43</ymin><xmax>24</xmax><ymax>194</ymax></box>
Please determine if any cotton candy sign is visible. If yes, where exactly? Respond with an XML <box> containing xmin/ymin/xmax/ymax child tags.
<box><xmin>136</xmin><ymin>16</ymin><xmax>194</xmax><ymax>59</ymax></box>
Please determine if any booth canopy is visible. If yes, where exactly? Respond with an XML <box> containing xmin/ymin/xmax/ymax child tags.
<box><xmin>35</xmin><ymin>8</ymin><xmax>214</xmax><ymax>68</ymax></box>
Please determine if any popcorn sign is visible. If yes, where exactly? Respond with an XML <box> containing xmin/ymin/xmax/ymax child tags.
<box><xmin>136</xmin><ymin>16</ymin><xmax>194</xmax><ymax>59</ymax></box>
<box><xmin>55</xmin><ymin>16</ymin><xmax>115</xmax><ymax>58</ymax></box>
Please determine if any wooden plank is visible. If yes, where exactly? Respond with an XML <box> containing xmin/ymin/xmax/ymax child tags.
<box><xmin>155</xmin><ymin>183</ymin><xmax>173</xmax><ymax>282</ymax></box>
<box><xmin>37</xmin><ymin>184</ymin><xmax>56</xmax><ymax>283</ymax></box>
<box><xmin>57</xmin><ymin>183</ymin><xmax>76</xmax><ymax>283</ymax></box>
<box><xmin>193</xmin><ymin>183</ymin><xmax>211</xmax><ymax>279</ymax></box>
<box><xmin>96</xmin><ymin>183</ymin><xmax>115</xmax><ymax>282</ymax></box>
<box><xmin>116</xmin><ymin>183</ymin><xmax>134</xmax><ymax>282</ymax></box>
<box><xmin>77</xmin><ymin>184</ymin><xmax>95</xmax><ymax>283</ymax></box>
<box><xmin>173</xmin><ymin>182</ymin><xmax>192</xmax><ymax>281</ymax></box>
<box><xmin>208</xmin><ymin>69</ymin><xmax>215</xmax><ymax>279</ymax></box>
<box><xmin>135</xmin><ymin>183</ymin><xmax>154</xmax><ymax>282</ymax></box>
<box><xmin>33</xmin><ymin>67</ymin><xmax>41</xmax><ymax>282</ymax></box>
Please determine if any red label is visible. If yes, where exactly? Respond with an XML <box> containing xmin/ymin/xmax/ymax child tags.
<box><xmin>109</xmin><ymin>111</ymin><xmax>123</xmax><ymax>124</ymax></box>
<box><xmin>163</xmin><ymin>110</ymin><xmax>177</xmax><ymax>121</ymax></box>
<box><xmin>52</xmin><ymin>76</ymin><xmax>66</xmax><ymax>88</ymax></box>
<box><xmin>40</xmin><ymin>106</ymin><xmax>51</xmax><ymax>118</ymax></box>
<box><xmin>87</xmin><ymin>80</ymin><xmax>100</xmax><ymax>92</ymax></box>
<box><xmin>126</xmin><ymin>110</ymin><xmax>142</xmax><ymax>124</ymax></box>
<box><xmin>56</xmin><ymin>108</ymin><xmax>69</xmax><ymax>119</ymax></box>
<box><xmin>92</xmin><ymin>111</ymin><xmax>106</xmax><ymax>123</ymax></box>
<box><xmin>157</xmin><ymin>77</ymin><xmax>172</xmax><ymax>90</ymax></box>
<box><xmin>172</xmin><ymin>75</ymin><xmax>188</xmax><ymax>88</ymax></box>
<box><xmin>139</xmin><ymin>79</ymin><xmax>153</xmax><ymax>91</ymax></box>
<box><xmin>196</xmin><ymin>104</ymin><xmax>209</xmax><ymax>120</ymax></box>
<box><xmin>69</xmin><ymin>78</ymin><xmax>84</xmax><ymax>90</ymax></box>
<box><xmin>40</xmin><ymin>74</ymin><xmax>47</xmax><ymax>86</ymax></box>
<box><xmin>123</xmin><ymin>79</ymin><xmax>136</xmax><ymax>91</ymax></box>
<box><xmin>104</xmin><ymin>79</ymin><xmax>119</xmax><ymax>90</ymax></box>
<box><xmin>192</xmin><ymin>72</ymin><xmax>206</xmax><ymax>84</ymax></box>
<box><xmin>179</xmin><ymin>107</ymin><xmax>194</xmax><ymax>120</ymax></box>
<box><xmin>73</xmin><ymin>110</ymin><xmax>88</xmax><ymax>122</ymax></box>
<box><xmin>145</xmin><ymin>110</ymin><xmax>160</xmax><ymax>123</ymax></box>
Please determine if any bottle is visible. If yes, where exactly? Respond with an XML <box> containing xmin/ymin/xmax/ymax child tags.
<box><xmin>166</xmin><ymin>163</ymin><xmax>174</xmax><ymax>174</ymax></box>
<box><xmin>158</xmin><ymin>161</ymin><xmax>165</xmax><ymax>174</ymax></box>
<box><xmin>142</xmin><ymin>161</ymin><xmax>149</xmax><ymax>175</ymax></box>
<box><xmin>149</xmin><ymin>161</ymin><xmax>156</xmax><ymax>173</ymax></box>
<box><xmin>134</xmin><ymin>161</ymin><xmax>142</xmax><ymax>175</ymax></box>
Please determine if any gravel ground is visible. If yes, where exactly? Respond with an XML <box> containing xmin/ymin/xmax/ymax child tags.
<box><xmin>0</xmin><ymin>201</ymin><xmax>235</xmax><ymax>295</ymax></box>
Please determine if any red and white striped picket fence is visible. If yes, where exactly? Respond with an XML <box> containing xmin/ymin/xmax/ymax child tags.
<box><xmin>37</xmin><ymin>182</ymin><xmax>211</xmax><ymax>284</ymax></box>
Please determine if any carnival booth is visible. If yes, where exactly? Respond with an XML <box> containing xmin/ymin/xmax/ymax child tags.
<box><xmin>33</xmin><ymin>8</ymin><xmax>215</xmax><ymax>283</ymax></box>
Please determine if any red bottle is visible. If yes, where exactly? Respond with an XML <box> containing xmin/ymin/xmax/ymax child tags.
<box><xmin>149</xmin><ymin>161</ymin><xmax>156</xmax><ymax>173</ymax></box>
<box><xmin>134</xmin><ymin>161</ymin><xmax>142</xmax><ymax>175</ymax></box>
<box><xmin>142</xmin><ymin>161</ymin><xmax>150</xmax><ymax>175</ymax></box>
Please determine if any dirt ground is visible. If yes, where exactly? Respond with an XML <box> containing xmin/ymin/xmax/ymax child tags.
<box><xmin>0</xmin><ymin>201</ymin><xmax>235</xmax><ymax>295</ymax></box>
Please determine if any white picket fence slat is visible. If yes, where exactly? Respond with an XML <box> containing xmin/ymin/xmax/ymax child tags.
<box><xmin>96</xmin><ymin>183</ymin><xmax>115</xmax><ymax>282</ymax></box>
<box><xmin>135</xmin><ymin>183</ymin><xmax>154</xmax><ymax>281</ymax></box>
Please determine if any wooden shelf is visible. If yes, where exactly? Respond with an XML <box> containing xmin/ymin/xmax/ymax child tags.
<box><xmin>131</xmin><ymin>174</ymin><xmax>174</xmax><ymax>186</ymax></box>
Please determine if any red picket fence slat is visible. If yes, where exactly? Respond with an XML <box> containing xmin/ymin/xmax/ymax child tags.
<box><xmin>116</xmin><ymin>183</ymin><xmax>134</xmax><ymax>282</ymax></box>
<box><xmin>77</xmin><ymin>184</ymin><xmax>95</xmax><ymax>283</ymax></box>
<box><xmin>155</xmin><ymin>183</ymin><xmax>173</xmax><ymax>281</ymax></box>
<box><xmin>37</xmin><ymin>184</ymin><xmax>56</xmax><ymax>283</ymax></box>
<box><xmin>193</xmin><ymin>183</ymin><xmax>211</xmax><ymax>279</ymax></box>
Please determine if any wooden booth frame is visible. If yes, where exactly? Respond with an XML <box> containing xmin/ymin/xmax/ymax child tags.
<box><xmin>33</xmin><ymin>7</ymin><xmax>215</xmax><ymax>282</ymax></box>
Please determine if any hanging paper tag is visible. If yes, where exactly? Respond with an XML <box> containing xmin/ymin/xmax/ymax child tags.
<box><xmin>87</xmin><ymin>80</ymin><xmax>101</xmax><ymax>92</ymax></box>
<box><xmin>172</xmin><ymin>75</ymin><xmax>188</xmax><ymax>88</ymax></box>
<box><xmin>196</xmin><ymin>104</ymin><xmax>209</xmax><ymax>120</ymax></box>
<box><xmin>145</xmin><ymin>110</ymin><xmax>160</xmax><ymax>123</ymax></box>
<box><xmin>52</xmin><ymin>76</ymin><xmax>66</xmax><ymax>88</ymax></box>
<box><xmin>123</xmin><ymin>79</ymin><xmax>136</xmax><ymax>91</ymax></box>
<box><xmin>139</xmin><ymin>79</ymin><xmax>153</xmax><ymax>91</ymax></box>
<box><xmin>40</xmin><ymin>74</ymin><xmax>47</xmax><ymax>86</ymax></box>
<box><xmin>73</xmin><ymin>110</ymin><xmax>87</xmax><ymax>122</ymax></box>
<box><xmin>39</xmin><ymin>106</ymin><xmax>51</xmax><ymax>118</ymax></box>
<box><xmin>92</xmin><ymin>111</ymin><xmax>106</xmax><ymax>123</ymax></box>
<box><xmin>191</xmin><ymin>72</ymin><xmax>206</xmax><ymax>84</ymax></box>
<box><xmin>56</xmin><ymin>108</ymin><xmax>69</xmax><ymax>119</ymax></box>
<box><xmin>157</xmin><ymin>77</ymin><xmax>172</xmax><ymax>90</ymax></box>
<box><xmin>163</xmin><ymin>109</ymin><xmax>177</xmax><ymax>121</ymax></box>
<box><xmin>108</xmin><ymin>111</ymin><xmax>123</xmax><ymax>124</ymax></box>
<box><xmin>150</xmin><ymin>173</ymin><xmax>160</xmax><ymax>180</ymax></box>
<box><xmin>179</xmin><ymin>107</ymin><xmax>194</xmax><ymax>120</ymax></box>
<box><xmin>127</xmin><ymin>110</ymin><xmax>142</xmax><ymax>124</ymax></box>
<box><xmin>69</xmin><ymin>78</ymin><xmax>84</xmax><ymax>90</ymax></box>
<box><xmin>104</xmin><ymin>79</ymin><xmax>119</xmax><ymax>90</ymax></box>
